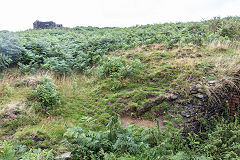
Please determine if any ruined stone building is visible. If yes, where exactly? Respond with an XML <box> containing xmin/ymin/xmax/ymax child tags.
<box><xmin>33</xmin><ymin>20</ymin><xmax>63</xmax><ymax>29</ymax></box>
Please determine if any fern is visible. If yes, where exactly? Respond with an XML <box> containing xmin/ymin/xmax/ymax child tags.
<box><xmin>0</xmin><ymin>53</ymin><xmax>12</xmax><ymax>70</ymax></box>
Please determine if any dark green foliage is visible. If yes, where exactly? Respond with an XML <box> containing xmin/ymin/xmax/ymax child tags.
<box><xmin>43</xmin><ymin>57</ymin><xmax>72</xmax><ymax>75</ymax></box>
<box><xmin>31</xmin><ymin>77</ymin><xmax>61</xmax><ymax>114</ymax></box>
<box><xmin>207</xmin><ymin>16</ymin><xmax>240</xmax><ymax>39</ymax></box>
<box><xmin>0</xmin><ymin>53</ymin><xmax>12</xmax><ymax>71</ymax></box>
<box><xmin>64</xmin><ymin>115</ymin><xmax>240</xmax><ymax>160</ymax></box>
<box><xmin>0</xmin><ymin>32</ymin><xmax>25</xmax><ymax>70</ymax></box>
<box><xmin>1</xmin><ymin>17</ymin><xmax>239</xmax><ymax>74</ymax></box>
<box><xmin>0</xmin><ymin>141</ymin><xmax>53</xmax><ymax>160</ymax></box>
<box><xmin>0</xmin><ymin>141</ymin><xmax>17</xmax><ymax>160</ymax></box>
<box><xmin>95</xmin><ymin>56</ymin><xmax>145</xmax><ymax>90</ymax></box>
<box><xmin>0</xmin><ymin>33</ymin><xmax>24</xmax><ymax>60</ymax></box>
<box><xmin>199</xmin><ymin>119</ymin><xmax>240</xmax><ymax>159</ymax></box>
<box><xmin>18</xmin><ymin>62</ymin><xmax>38</xmax><ymax>74</ymax></box>
<box><xmin>64</xmin><ymin>115</ymin><xmax>149</xmax><ymax>159</ymax></box>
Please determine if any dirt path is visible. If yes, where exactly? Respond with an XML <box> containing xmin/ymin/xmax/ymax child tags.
<box><xmin>120</xmin><ymin>116</ymin><xmax>170</xmax><ymax>129</ymax></box>
<box><xmin>0</xmin><ymin>100</ymin><xmax>26</xmax><ymax>118</ymax></box>
<box><xmin>121</xmin><ymin>116</ymin><xmax>155</xmax><ymax>128</ymax></box>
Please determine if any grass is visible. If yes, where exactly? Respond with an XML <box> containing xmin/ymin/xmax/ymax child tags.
<box><xmin>0</xmin><ymin>42</ymin><xmax>239</xmax><ymax>154</ymax></box>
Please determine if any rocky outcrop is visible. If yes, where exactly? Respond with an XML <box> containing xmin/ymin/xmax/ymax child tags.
<box><xmin>182</xmin><ymin>75</ymin><xmax>240</xmax><ymax>133</ymax></box>
<box><xmin>136</xmin><ymin>94</ymin><xmax>178</xmax><ymax>117</ymax></box>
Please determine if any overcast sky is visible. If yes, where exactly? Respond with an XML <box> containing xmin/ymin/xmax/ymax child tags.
<box><xmin>1</xmin><ymin>0</ymin><xmax>240</xmax><ymax>31</ymax></box>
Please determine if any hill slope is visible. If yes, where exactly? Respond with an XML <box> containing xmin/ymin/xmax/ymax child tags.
<box><xmin>0</xmin><ymin>17</ymin><xmax>240</xmax><ymax>159</ymax></box>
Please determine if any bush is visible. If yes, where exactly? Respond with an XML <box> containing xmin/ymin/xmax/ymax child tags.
<box><xmin>65</xmin><ymin>115</ymin><xmax>240</xmax><ymax>159</ymax></box>
<box><xmin>0</xmin><ymin>53</ymin><xmax>12</xmax><ymax>71</ymax></box>
<box><xmin>0</xmin><ymin>141</ymin><xmax>17</xmax><ymax>160</ymax></box>
<box><xmin>0</xmin><ymin>83</ymin><xmax>13</xmax><ymax>96</ymax></box>
<box><xmin>32</xmin><ymin>77</ymin><xmax>61</xmax><ymax>114</ymax></box>
<box><xmin>95</xmin><ymin>56</ymin><xmax>145</xmax><ymax>90</ymax></box>
<box><xmin>21</xmin><ymin>149</ymin><xmax>54</xmax><ymax>160</ymax></box>
<box><xmin>18</xmin><ymin>62</ymin><xmax>39</xmax><ymax>74</ymax></box>
<box><xmin>64</xmin><ymin>115</ymin><xmax>146</xmax><ymax>159</ymax></box>
<box><xmin>64</xmin><ymin>115</ymin><xmax>192</xmax><ymax>160</ymax></box>
<box><xmin>0</xmin><ymin>141</ymin><xmax>53</xmax><ymax>160</ymax></box>
<box><xmin>43</xmin><ymin>57</ymin><xmax>72</xmax><ymax>76</ymax></box>
<box><xmin>199</xmin><ymin>118</ymin><xmax>240</xmax><ymax>159</ymax></box>
<box><xmin>0</xmin><ymin>32</ymin><xmax>25</xmax><ymax>70</ymax></box>
<box><xmin>0</xmin><ymin>17</ymin><xmax>239</xmax><ymax>74</ymax></box>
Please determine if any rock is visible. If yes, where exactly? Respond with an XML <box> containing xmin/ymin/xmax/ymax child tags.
<box><xmin>190</xmin><ymin>84</ymin><xmax>202</xmax><ymax>94</ymax></box>
<box><xmin>190</xmin><ymin>90</ymin><xmax>198</xmax><ymax>94</ymax></box>
<box><xmin>167</xmin><ymin>94</ymin><xmax>178</xmax><ymax>100</ymax></box>
<box><xmin>137</xmin><ymin>95</ymin><xmax>166</xmax><ymax>116</ymax></box>
<box><xmin>55</xmin><ymin>152</ymin><xmax>71</xmax><ymax>159</ymax></box>
<box><xmin>190</xmin><ymin>85</ymin><xmax>198</xmax><ymax>94</ymax></box>
<box><xmin>171</xmin><ymin>95</ymin><xmax>178</xmax><ymax>100</ymax></box>
<box><xmin>190</xmin><ymin>85</ymin><xmax>197</xmax><ymax>91</ymax></box>
<box><xmin>196</xmin><ymin>84</ymin><xmax>201</xmax><ymax>88</ymax></box>
<box><xmin>194</xmin><ymin>94</ymin><xmax>204</xmax><ymax>99</ymax></box>
<box><xmin>208</xmin><ymin>80</ymin><xmax>216</xmax><ymax>86</ymax></box>
<box><xmin>197</xmin><ymin>88</ymin><xmax>204</xmax><ymax>93</ymax></box>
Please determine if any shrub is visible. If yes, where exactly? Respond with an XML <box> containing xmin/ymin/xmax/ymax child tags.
<box><xmin>0</xmin><ymin>33</ymin><xmax>24</xmax><ymax>62</ymax></box>
<box><xmin>0</xmin><ymin>17</ymin><xmax>239</xmax><ymax>74</ymax></box>
<box><xmin>0</xmin><ymin>141</ymin><xmax>17</xmax><ymax>160</ymax></box>
<box><xmin>0</xmin><ymin>141</ymin><xmax>53</xmax><ymax>160</ymax></box>
<box><xmin>0</xmin><ymin>83</ymin><xmax>13</xmax><ymax>96</ymax></box>
<box><xmin>65</xmin><ymin>115</ymin><xmax>240</xmax><ymax>159</ymax></box>
<box><xmin>72</xmin><ymin>51</ymin><xmax>90</xmax><ymax>71</ymax></box>
<box><xmin>20</xmin><ymin>149</ymin><xmax>54</xmax><ymax>160</ymax></box>
<box><xmin>0</xmin><ymin>32</ymin><xmax>26</xmax><ymax>71</ymax></box>
<box><xmin>95</xmin><ymin>56</ymin><xmax>145</xmax><ymax>90</ymax></box>
<box><xmin>18</xmin><ymin>62</ymin><xmax>39</xmax><ymax>74</ymax></box>
<box><xmin>64</xmin><ymin>115</ymin><xmax>198</xmax><ymax>160</ymax></box>
<box><xmin>32</xmin><ymin>77</ymin><xmax>61</xmax><ymax>114</ymax></box>
<box><xmin>0</xmin><ymin>53</ymin><xmax>12</xmax><ymax>71</ymax></box>
<box><xmin>43</xmin><ymin>57</ymin><xmax>72</xmax><ymax>76</ymax></box>
<box><xmin>199</xmin><ymin>118</ymin><xmax>240</xmax><ymax>159</ymax></box>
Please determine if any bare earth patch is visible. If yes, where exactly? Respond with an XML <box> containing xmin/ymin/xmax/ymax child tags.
<box><xmin>121</xmin><ymin>116</ymin><xmax>156</xmax><ymax>128</ymax></box>
<box><xmin>0</xmin><ymin>100</ymin><xmax>26</xmax><ymax>119</ymax></box>
<box><xmin>121</xmin><ymin>116</ymin><xmax>178</xmax><ymax>130</ymax></box>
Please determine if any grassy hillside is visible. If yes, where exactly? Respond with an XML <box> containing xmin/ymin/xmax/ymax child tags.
<box><xmin>0</xmin><ymin>17</ymin><xmax>240</xmax><ymax>159</ymax></box>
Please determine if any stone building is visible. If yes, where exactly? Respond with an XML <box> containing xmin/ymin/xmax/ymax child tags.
<box><xmin>33</xmin><ymin>20</ymin><xmax>63</xmax><ymax>29</ymax></box>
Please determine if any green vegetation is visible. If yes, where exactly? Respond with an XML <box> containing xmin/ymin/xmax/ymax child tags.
<box><xmin>0</xmin><ymin>16</ymin><xmax>240</xmax><ymax>159</ymax></box>
<box><xmin>29</xmin><ymin>77</ymin><xmax>61</xmax><ymax>114</ymax></box>
<box><xmin>0</xmin><ymin>141</ymin><xmax>53</xmax><ymax>160</ymax></box>
<box><xmin>1</xmin><ymin>17</ymin><xmax>240</xmax><ymax>75</ymax></box>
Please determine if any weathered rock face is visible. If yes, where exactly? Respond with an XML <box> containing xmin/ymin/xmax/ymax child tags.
<box><xmin>33</xmin><ymin>20</ymin><xmax>63</xmax><ymax>29</ymax></box>
<box><xmin>181</xmin><ymin>77</ymin><xmax>240</xmax><ymax>134</ymax></box>
<box><xmin>133</xmin><ymin>76</ymin><xmax>239</xmax><ymax>134</ymax></box>
<box><xmin>228</xmin><ymin>92</ymin><xmax>240</xmax><ymax>116</ymax></box>
<box><xmin>136</xmin><ymin>94</ymin><xmax>178</xmax><ymax>117</ymax></box>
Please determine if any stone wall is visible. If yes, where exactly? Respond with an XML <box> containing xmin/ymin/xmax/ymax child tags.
<box><xmin>33</xmin><ymin>20</ymin><xmax>63</xmax><ymax>29</ymax></box>
<box><xmin>182</xmin><ymin>75</ymin><xmax>240</xmax><ymax>133</ymax></box>
<box><xmin>228</xmin><ymin>92</ymin><xmax>240</xmax><ymax>116</ymax></box>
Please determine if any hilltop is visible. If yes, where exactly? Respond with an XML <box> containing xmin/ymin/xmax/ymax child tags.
<box><xmin>0</xmin><ymin>17</ymin><xmax>240</xmax><ymax>159</ymax></box>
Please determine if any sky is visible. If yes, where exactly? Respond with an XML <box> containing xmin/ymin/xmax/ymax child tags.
<box><xmin>0</xmin><ymin>0</ymin><xmax>240</xmax><ymax>31</ymax></box>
